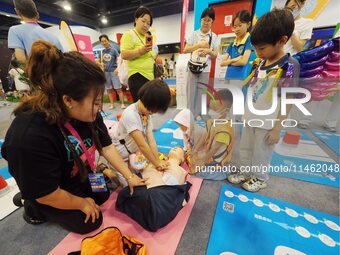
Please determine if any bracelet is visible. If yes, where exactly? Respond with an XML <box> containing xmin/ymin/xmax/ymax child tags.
<box><xmin>126</xmin><ymin>173</ymin><xmax>135</xmax><ymax>181</ymax></box>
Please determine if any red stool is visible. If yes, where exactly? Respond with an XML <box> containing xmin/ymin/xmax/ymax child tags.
<box><xmin>283</xmin><ymin>131</ymin><xmax>301</xmax><ymax>145</ymax></box>
<box><xmin>0</xmin><ymin>175</ymin><xmax>8</xmax><ymax>197</ymax></box>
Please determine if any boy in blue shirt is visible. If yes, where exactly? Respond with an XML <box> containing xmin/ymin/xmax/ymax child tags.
<box><xmin>228</xmin><ymin>9</ymin><xmax>300</xmax><ymax>192</ymax></box>
<box><xmin>8</xmin><ymin>0</ymin><xmax>63</xmax><ymax>64</ymax></box>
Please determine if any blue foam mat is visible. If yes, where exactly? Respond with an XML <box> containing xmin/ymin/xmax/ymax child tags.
<box><xmin>100</xmin><ymin>111</ymin><xmax>112</xmax><ymax>118</ymax></box>
<box><xmin>270</xmin><ymin>130</ymin><xmax>339</xmax><ymax>187</ymax></box>
<box><xmin>207</xmin><ymin>185</ymin><xmax>340</xmax><ymax>255</ymax></box>
<box><xmin>164</xmin><ymin>78</ymin><xmax>176</xmax><ymax>85</ymax></box>
<box><xmin>312</xmin><ymin>130</ymin><xmax>340</xmax><ymax>156</ymax></box>
<box><xmin>153</xmin><ymin>119</ymin><xmax>184</xmax><ymax>154</ymax></box>
<box><xmin>0</xmin><ymin>166</ymin><xmax>11</xmax><ymax>180</ymax></box>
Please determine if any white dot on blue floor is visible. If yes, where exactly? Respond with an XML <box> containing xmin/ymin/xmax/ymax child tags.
<box><xmin>224</xmin><ymin>190</ymin><xmax>234</xmax><ymax>198</ymax></box>
<box><xmin>295</xmin><ymin>226</ymin><xmax>311</xmax><ymax>238</ymax></box>
<box><xmin>318</xmin><ymin>233</ymin><xmax>336</xmax><ymax>247</ymax></box>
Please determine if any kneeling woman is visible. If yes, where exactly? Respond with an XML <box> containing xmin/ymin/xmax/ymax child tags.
<box><xmin>116</xmin><ymin>147</ymin><xmax>191</xmax><ymax>232</ymax></box>
<box><xmin>1</xmin><ymin>41</ymin><xmax>146</xmax><ymax>234</ymax></box>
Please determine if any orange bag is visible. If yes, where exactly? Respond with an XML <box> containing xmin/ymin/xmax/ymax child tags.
<box><xmin>79</xmin><ymin>227</ymin><xmax>147</xmax><ymax>255</ymax></box>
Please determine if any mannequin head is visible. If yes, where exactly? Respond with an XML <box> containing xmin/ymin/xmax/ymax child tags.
<box><xmin>168</xmin><ymin>147</ymin><xmax>185</xmax><ymax>164</ymax></box>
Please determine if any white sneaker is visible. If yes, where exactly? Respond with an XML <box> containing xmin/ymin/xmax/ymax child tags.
<box><xmin>242</xmin><ymin>178</ymin><xmax>267</xmax><ymax>192</ymax></box>
<box><xmin>109</xmin><ymin>104</ymin><xmax>115</xmax><ymax>110</ymax></box>
<box><xmin>227</xmin><ymin>173</ymin><xmax>246</xmax><ymax>184</ymax></box>
<box><xmin>298</xmin><ymin>123</ymin><xmax>309</xmax><ymax>129</ymax></box>
<box><xmin>323</xmin><ymin>125</ymin><xmax>336</xmax><ymax>132</ymax></box>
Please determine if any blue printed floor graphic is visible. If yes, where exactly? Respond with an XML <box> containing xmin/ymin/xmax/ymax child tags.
<box><xmin>270</xmin><ymin>130</ymin><xmax>339</xmax><ymax>187</ymax></box>
<box><xmin>207</xmin><ymin>185</ymin><xmax>340</xmax><ymax>255</ymax></box>
<box><xmin>312</xmin><ymin>130</ymin><xmax>340</xmax><ymax>156</ymax></box>
<box><xmin>153</xmin><ymin>119</ymin><xmax>184</xmax><ymax>154</ymax></box>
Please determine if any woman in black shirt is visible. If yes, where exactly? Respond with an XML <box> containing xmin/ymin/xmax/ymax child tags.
<box><xmin>1</xmin><ymin>40</ymin><xmax>146</xmax><ymax>234</ymax></box>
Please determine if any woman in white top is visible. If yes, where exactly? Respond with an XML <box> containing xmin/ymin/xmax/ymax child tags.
<box><xmin>284</xmin><ymin>0</ymin><xmax>320</xmax><ymax>130</ymax></box>
<box><xmin>284</xmin><ymin>0</ymin><xmax>314</xmax><ymax>55</ymax></box>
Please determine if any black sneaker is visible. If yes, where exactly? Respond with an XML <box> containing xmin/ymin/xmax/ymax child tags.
<box><xmin>13</xmin><ymin>192</ymin><xmax>24</xmax><ymax>207</ymax></box>
<box><xmin>23</xmin><ymin>212</ymin><xmax>46</xmax><ymax>225</ymax></box>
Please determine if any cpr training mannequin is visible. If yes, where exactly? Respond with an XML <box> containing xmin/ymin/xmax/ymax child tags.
<box><xmin>116</xmin><ymin>147</ymin><xmax>191</xmax><ymax>232</ymax></box>
<box><xmin>138</xmin><ymin>146</ymin><xmax>187</xmax><ymax>188</ymax></box>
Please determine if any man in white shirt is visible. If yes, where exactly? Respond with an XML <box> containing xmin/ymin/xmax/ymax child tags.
<box><xmin>184</xmin><ymin>7</ymin><xmax>219</xmax><ymax>119</ymax></box>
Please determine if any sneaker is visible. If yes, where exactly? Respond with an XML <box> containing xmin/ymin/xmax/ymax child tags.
<box><xmin>227</xmin><ymin>173</ymin><xmax>246</xmax><ymax>184</ymax></box>
<box><xmin>242</xmin><ymin>177</ymin><xmax>267</xmax><ymax>192</ymax></box>
<box><xmin>13</xmin><ymin>192</ymin><xmax>24</xmax><ymax>207</ymax></box>
<box><xmin>298</xmin><ymin>123</ymin><xmax>309</xmax><ymax>129</ymax></box>
<box><xmin>109</xmin><ymin>104</ymin><xmax>115</xmax><ymax>110</ymax></box>
<box><xmin>323</xmin><ymin>125</ymin><xmax>336</xmax><ymax>132</ymax></box>
<box><xmin>23</xmin><ymin>212</ymin><xmax>46</xmax><ymax>225</ymax></box>
<box><xmin>121</xmin><ymin>104</ymin><xmax>126</xmax><ymax>109</ymax></box>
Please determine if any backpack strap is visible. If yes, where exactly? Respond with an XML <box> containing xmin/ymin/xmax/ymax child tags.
<box><xmin>208</xmin><ymin>33</ymin><xmax>212</xmax><ymax>48</ymax></box>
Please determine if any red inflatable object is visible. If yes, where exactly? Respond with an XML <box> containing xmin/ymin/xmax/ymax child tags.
<box><xmin>301</xmin><ymin>82</ymin><xmax>337</xmax><ymax>90</ymax></box>
<box><xmin>322</xmin><ymin>70</ymin><xmax>340</xmax><ymax>79</ymax></box>
<box><xmin>283</xmin><ymin>131</ymin><xmax>301</xmax><ymax>145</ymax></box>
<box><xmin>325</xmin><ymin>61</ymin><xmax>340</xmax><ymax>71</ymax></box>
<box><xmin>310</xmin><ymin>92</ymin><xmax>330</xmax><ymax>101</ymax></box>
<box><xmin>328</xmin><ymin>51</ymin><xmax>340</xmax><ymax>62</ymax></box>
<box><xmin>0</xmin><ymin>175</ymin><xmax>8</xmax><ymax>191</ymax></box>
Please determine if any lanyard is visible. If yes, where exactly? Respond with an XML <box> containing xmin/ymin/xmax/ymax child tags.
<box><xmin>64</xmin><ymin>121</ymin><xmax>96</xmax><ymax>172</ymax></box>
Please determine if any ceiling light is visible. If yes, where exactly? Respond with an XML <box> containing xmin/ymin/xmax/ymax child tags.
<box><xmin>101</xmin><ymin>16</ymin><xmax>108</xmax><ymax>24</ymax></box>
<box><xmin>63</xmin><ymin>4</ymin><xmax>72</xmax><ymax>11</ymax></box>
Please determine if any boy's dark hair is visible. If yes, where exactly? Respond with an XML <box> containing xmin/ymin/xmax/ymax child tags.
<box><xmin>218</xmin><ymin>89</ymin><xmax>233</xmax><ymax>106</ymax></box>
<box><xmin>232</xmin><ymin>10</ymin><xmax>251</xmax><ymax>26</ymax></box>
<box><xmin>138</xmin><ymin>80</ymin><xmax>171</xmax><ymax>113</ymax></box>
<box><xmin>251</xmin><ymin>8</ymin><xmax>294</xmax><ymax>46</ymax></box>
<box><xmin>13</xmin><ymin>0</ymin><xmax>38</xmax><ymax>19</ymax></box>
<box><xmin>285</xmin><ymin>0</ymin><xmax>306</xmax><ymax>7</ymax></box>
<box><xmin>11</xmin><ymin>59</ymin><xmax>19</xmax><ymax>68</ymax></box>
<box><xmin>134</xmin><ymin>6</ymin><xmax>153</xmax><ymax>27</ymax></box>
<box><xmin>99</xmin><ymin>34</ymin><xmax>109</xmax><ymax>42</ymax></box>
<box><xmin>201</xmin><ymin>7</ymin><xmax>215</xmax><ymax>21</ymax></box>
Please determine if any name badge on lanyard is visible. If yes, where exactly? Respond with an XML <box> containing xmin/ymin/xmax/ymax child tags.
<box><xmin>64</xmin><ymin>122</ymin><xmax>107</xmax><ymax>192</ymax></box>
<box><xmin>141</xmin><ymin>114</ymin><xmax>148</xmax><ymax>135</ymax></box>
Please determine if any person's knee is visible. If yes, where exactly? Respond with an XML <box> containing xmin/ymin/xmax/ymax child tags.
<box><xmin>95</xmin><ymin>191</ymin><xmax>110</xmax><ymax>206</ymax></box>
<box><xmin>72</xmin><ymin>212</ymin><xmax>104</xmax><ymax>235</ymax></box>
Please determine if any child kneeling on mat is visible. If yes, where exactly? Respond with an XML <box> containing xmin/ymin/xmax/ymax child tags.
<box><xmin>112</xmin><ymin>79</ymin><xmax>171</xmax><ymax>185</ymax></box>
<box><xmin>193</xmin><ymin>89</ymin><xmax>235</xmax><ymax>180</ymax></box>
<box><xmin>227</xmin><ymin>9</ymin><xmax>300</xmax><ymax>192</ymax></box>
